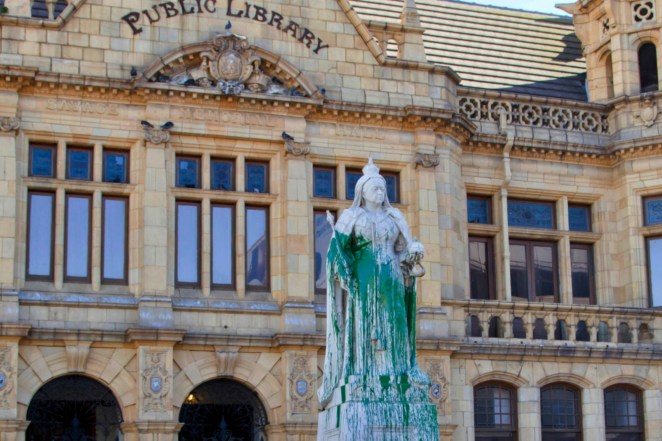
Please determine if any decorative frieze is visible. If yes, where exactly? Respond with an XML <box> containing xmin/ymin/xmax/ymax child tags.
<box><xmin>633</xmin><ymin>0</ymin><xmax>655</xmax><ymax>22</ymax></box>
<box><xmin>458</xmin><ymin>96</ymin><xmax>609</xmax><ymax>134</ymax></box>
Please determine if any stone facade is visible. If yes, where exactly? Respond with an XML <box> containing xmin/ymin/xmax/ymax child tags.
<box><xmin>0</xmin><ymin>0</ymin><xmax>662</xmax><ymax>440</ymax></box>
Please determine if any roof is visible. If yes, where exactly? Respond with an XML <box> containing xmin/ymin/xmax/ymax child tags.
<box><xmin>348</xmin><ymin>0</ymin><xmax>587</xmax><ymax>101</ymax></box>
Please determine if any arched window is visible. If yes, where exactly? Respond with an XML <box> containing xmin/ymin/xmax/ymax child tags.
<box><xmin>179</xmin><ymin>379</ymin><xmax>268</xmax><ymax>441</ymax></box>
<box><xmin>26</xmin><ymin>375</ymin><xmax>123</xmax><ymax>441</ymax></box>
<box><xmin>604</xmin><ymin>52</ymin><xmax>614</xmax><ymax>99</ymax></box>
<box><xmin>541</xmin><ymin>383</ymin><xmax>582</xmax><ymax>441</ymax></box>
<box><xmin>474</xmin><ymin>382</ymin><xmax>518</xmax><ymax>440</ymax></box>
<box><xmin>639</xmin><ymin>42</ymin><xmax>659</xmax><ymax>93</ymax></box>
<box><xmin>604</xmin><ymin>385</ymin><xmax>644</xmax><ymax>441</ymax></box>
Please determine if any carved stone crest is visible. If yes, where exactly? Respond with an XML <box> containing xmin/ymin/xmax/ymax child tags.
<box><xmin>426</xmin><ymin>361</ymin><xmax>449</xmax><ymax>415</ymax></box>
<box><xmin>0</xmin><ymin>117</ymin><xmax>19</xmax><ymax>132</ymax></box>
<box><xmin>284</xmin><ymin>139</ymin><xmax>311</xmax><ymax>156</ymax></box>
<box><xmin>141</xmin><ymin>350</ymin><xmax>171</xmax><ymax>413</ymax></box>
<box><xmin>143</xmin><ymin>127</ymin><xmax>171</xmax><ymax>145</ymax></box>
<box><xmin>414</xmin><ymin>152</ymin><xmax>440</xmax><ymax>168</ymax></box>
<box><xmin>635</xmin><ymin>95</ymin><xmax>658</xmax><ymax>127</ymax></box>
<box><xmin>0</xmin><ymin>347</ymin><xmax>14</xmax><ymax>408</ymax></box>
<box><xmin>288</xmin><ymin>356</ymin><xmax>315</xmax><ymax>413</ymax></box>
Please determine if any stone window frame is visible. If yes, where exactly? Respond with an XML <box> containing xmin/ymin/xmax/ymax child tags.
<box><xmin>28</xmin><ymin>142</ymin><xmax>57</xmax><ymax>178</ymax></box>
<box><xmin>25</xmin><ymin>190</ymin><xmax>56</xmax><ymax>282</ymax></box>
<box><xmin>312</xmin><ymin>165</ymin><xmax>337</xmax><ymax>199</ymax></box>
<box><xmin>102</xmin><ymin>149</ymin><xmax>130</xmax><ymax>184</ymax></box>
<box><xmin>638</xmin><ymin>41</ymin><xmax>659</xmax><ymax>93</ymax></box>
<box><xmin>23</xmin><ymin>138</ymin><xmax>134</xmax><ymax>291</ymax></box>
<box><xmin>473</xmin><ymin>381</ymin><xmax>518</xmax><ymax>441</ymax></box>
<box><xmin>65</xmin><ymin>145</ymin><xmax>93</xmax><ymax>181</ymax></box>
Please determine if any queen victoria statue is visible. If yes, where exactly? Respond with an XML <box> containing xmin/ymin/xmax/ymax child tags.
<box><xmin>317</xmin><ymin>159</ymin><xmax>439</xmax><ymax>441</ymax></box>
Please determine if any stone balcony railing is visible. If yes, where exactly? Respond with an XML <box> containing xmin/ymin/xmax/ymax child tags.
<box><xmin>449</xmin><ymin>300</ymin><xmax>659</xmax><ymax>345</ymax></box>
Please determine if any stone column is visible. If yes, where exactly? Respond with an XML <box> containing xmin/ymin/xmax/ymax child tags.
<box><xmin>126</xmin><ymin>329</ymin><xmax>185</xmax><ymax>441</ymax></box>
<box><xmin>0</xmin><ymin>325</ymin><xmax>31</xmax><ymax>441</ymax></box>
<box><xmin>518</xmin><ymin>386</ymin><xmax>542</xmax><ymax>441</ymax></box>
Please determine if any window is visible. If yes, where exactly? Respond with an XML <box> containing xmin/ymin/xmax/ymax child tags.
<box><xmin>469</xmin><ymin>237</ymin><xmax>495</xmax><ymax>300</ymax></box>
<box><xmin>639</xmin><ymin>42</ymin><xmax>659</xmax><ymax>93</ymax></box>
<box><xmin>648</xmin><ymin>236</ymin><xmax>662</xmax><ymax>307</ymax></box>
<box><xmin>245</xmin><ymin>161</ymin><xmax>268</xmax><ymax>193</ymax></box>
<box><xmin>29</xmin><ymin>143</ymin><xmax>56</xmax><ymax>178</ymax></box>
<box><xmin>510</xmin><ymin>240</ymin><xmax>558</xmax><ymax>302</ymax></box>
<box><xmin>474</xmin><ymin>382</ymin><xmax>517</xmax><ymax>441</ymax></box>
<box><xmin>66</xmin><ymin>147</ymin><xmax>92</xmax><ymax>180</ymax></box>
<box><xmin>103</xmin><ymin>150</ymin><xmax>129</xmax><ymax>183</ymax></box>
<box><xmin>211</xmin><ymin>204</ymin><xmax>234</xmax><ymax>288</ymax></box>
<box><xmin>102</xmin><ymin>197</ymin><xmax>128</xmax><ymax>284</ymax></box>
<box><xmin>313</xmin><ymin>167</ymin><xmax>336</xmax><ymax>198</ymax></box>
<box><xmin>314</xmin><ymin>210</ymin><xmax>334</xmax><ymax>292</ymax></box>
<box><xmin>569</xmin><ymin>205</ymin><xmax>591</xmax><ymax>232</ymax></box>
<box><xmin>604</xmin><ymin>386</ymin><xmax>644</xmax><ymax>441</ymax></box>
<box><xmin>176</xmin><ymin>201</ymin><xmax>200</xmax><ymax>287</ymax></box>
<box><xmin>508</xmin><ymin>200</ymin><xmax>555</xmax><ymax>229</ymax></box>
<box><xmin>571</xmin><ymin>244</ymin><xmax>595</xmax><ymax>304</ymax></box>
<box><xmin>541</xmin><ymin>383</ymin><xmax>582</xmax><ymax>441</ymax></box>
<box><xmin>31</xmin><ymin>0</ymin><xmax>48</xmax><ymax>18</ymax></box>
<box><xmin>26</xmin><ymin>191</ymin><xmax>55</xmax><ymax>280</ymax></box>
<box><xmin>211</xmin><ymin>158</ymin><xmax>234</xmax><ymax>191</ymax></box>
<box><xmin>468</xmin><ymin>195</ymin><xmax>492</xmax><ymax>224</ymax></box>
<box><xmin>176</xmin><ymin>156</ymin><xmax>200</xmax><ymax>189</ymax></box>
<box><xmin>346</xmin><ymin>168</ymin><xmax>399</xmax><ymax>202</ymax></box>
<box><xmin>246</xmin><ymin>206</ymin><xmax>269</xmax><ymax>289</ymax></box>
<box><xmin>644</xmin><ymin>195</ymin><xmax>662</xmax><ymax>226</ymax></box>
<box><xmin>64</xmin><ymin>194</ymin><xmax>91</xmax><ymax>282</ymax></box>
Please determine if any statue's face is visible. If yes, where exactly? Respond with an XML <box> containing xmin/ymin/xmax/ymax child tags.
<box><xmin>362</xmin><ymin>178</ymin><xmax>386</xmax><ymax>205</ymax></box>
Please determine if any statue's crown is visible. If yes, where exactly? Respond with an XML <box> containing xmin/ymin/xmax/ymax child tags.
<box><xmin>362</xmin><ymin>157</ymin><xmax>380</xmax><ymax>177</ymax></box>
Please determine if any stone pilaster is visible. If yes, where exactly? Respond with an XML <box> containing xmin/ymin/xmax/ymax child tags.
<box><xmin>0</xmin><ymin>325</ymin><xmax>30</xmax><ymax>424</ymax></box>
<box><xmin>518</xmin><ymin>386</ymin><xmax>542</xmax><ymax>441</ymax></box>
<box><xmin>0</xmin><ymin>116</ymin><xmax>19</xmax><ymax>293</ymax></box>
<box><xmin>582</xmin><ymin>388</ymin><xmax>606</xmax><ymax>440</ymax></box>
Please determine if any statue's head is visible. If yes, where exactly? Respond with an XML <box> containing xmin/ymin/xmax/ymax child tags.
<box><xmin>351</xmin><ymin>158</ymin><xmax>391</xmax><ymax>209</ymax></box>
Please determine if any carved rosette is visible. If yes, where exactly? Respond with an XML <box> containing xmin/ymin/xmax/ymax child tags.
<box><xmin>288</xmin><ymin>356</ymin><xmax>315</xmax><ymax>413</ymax></box>
<box><xmin>426</xmin><ymin>361</ymin><xmax>449</xmax><ymax>415</ymax></box>
<box><xmin>0</xmin><ymin>117</ymin><xmax>19</xmax><ymax>132</ymax></box>
<box><xmin>0</xmin><ymin>347</ymin><xmax>14</xmax><ymax>409</ymax></box>
<box><xmin>414</xmin><ymin>152</ymin><xmax>440</xmax><ymax>168</ymax></box>
<box><xmin>143</xmin><ymin>127</ymin><xmax>171</xmax><ymax>145</ymax></box>
<box><xmin>141</xmin><ymin>350</ymin><xmax>171</xmax><ymax>413</ymax></box>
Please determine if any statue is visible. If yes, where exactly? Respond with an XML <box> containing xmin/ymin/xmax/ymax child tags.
<box><xmin>317</xmin><ymin>159</ymin><xmax>439</xmax><ymax>441</ymax></box>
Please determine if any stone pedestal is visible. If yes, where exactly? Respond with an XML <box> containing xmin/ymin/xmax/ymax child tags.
<box><xmin>317</xmin><ymin>375</ymin><xmax>439</xmax><ymax>441</ymax></box>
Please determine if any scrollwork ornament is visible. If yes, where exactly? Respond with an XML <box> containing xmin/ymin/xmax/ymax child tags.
<box><xmin>414</xmin><ymin>152</ymin><xmax>440</xmax><ymax>168</ymax></box>
<box><xmin>141</xmin><ymin>350</ymin><xmax>171</xmax><ymax>413</ymax></box>
<box><xmin>284</xmin><ymin>139</ymin><xmax>311</xmax><ymax>156</ymax></box>
<box><xmin>0</xmin><ymin>347</ymin><xmax>14</xmax><ymax>408</ymax></box>
<box><xmin>143</xmin><ymin>127</ymin><xmax>171</xmax><ymax>145</ymax></box>
<box><xmin>288</xmin><ymin>356</ymin><xmax>315</xmax><ymax>413</ymax></box>
<box><xmin>0</xmin><ymin>117</ymin><xmax>19</xmax><ymax>132</ymax></box>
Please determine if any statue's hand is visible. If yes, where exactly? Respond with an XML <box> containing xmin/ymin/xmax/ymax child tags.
<box><xmin>406</xmin><ymin>241</ymin><xmax>425</xmax><ymax>264</ymax></box>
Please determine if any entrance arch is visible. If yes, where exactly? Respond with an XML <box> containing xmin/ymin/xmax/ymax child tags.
<box><xmin>26</xmin><ymin>374</ymin><xmax>123</xmax><ymax>441</ymax></box>
<box><xmin>179</xmin><ymin>378</ymin><xmax>268</xmax><ymax>441</ymax></box>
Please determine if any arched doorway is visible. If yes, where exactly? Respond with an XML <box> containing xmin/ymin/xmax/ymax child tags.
<box><xmin>26</xmin><ymin>374</ymin><xmax>123</xmax><ymax>441</ymax></box>
<box><xmin>179</xmin><ymin>379</ymin><xmax>268</xmax><ymax>441</ymax></box>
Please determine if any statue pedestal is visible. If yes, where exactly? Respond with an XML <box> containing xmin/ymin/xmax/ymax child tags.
<box><xmin>317</xmin><ymin>375</ymin><xmax>439</xmax><ymax>441</ymax></box>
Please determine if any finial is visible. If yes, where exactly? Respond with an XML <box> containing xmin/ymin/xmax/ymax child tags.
<box><xmin>362</xmin><ymin>157</ymin><xmax>380</xmax><ymax>177</ymax></box>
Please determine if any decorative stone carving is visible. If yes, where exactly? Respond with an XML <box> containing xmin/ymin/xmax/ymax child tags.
<box><xmin>141</xmin><ymin>350</ymin><xmax>171</xmax><ymax>413</ymax></box>
<box><xmin>143</xmin><ymin>127</ymin><xmax>171</xmax><ymax>145</ymax></box>
<box><xmin>0</xmin><ymin>347</ymin><xmax>14</xmax><ymax>408</ymax></box>
<box><xmin>414</xmin><ymin>152</ymin><xmax>440</xmax><ymax>168</ymax></box>
<box><xmin>65</xmin><ymin>342</ymin><xmax>91</xmax><ymax>373</ymax></box>
<box><xmin>288</xmin><ymin>355</ymin><xmax>315</xmax><ymax>413</ymax></box>
<box><xmin>425</xmin><ymin>361</ymin><xmax>449</xmax><ymax>415</ymax></box>
<box><xmin>0</xmin><ymin>117</ymin><xmax>19</xmax><ymax>132</ymax></box>
<box><xmin>284</xmin><ymin>139</ymin><xmax>311</xmax><ymax>156</ymax></box>
<box><xmin>633</xmin><ymin>0</ymin><xmax>655</xmax><ymax>22</ymax></box>
<box><xmin>635</xmin><ymin>95</ymin><xmax>658</xmax><ymax>127</ymax></box>
<box><xmin>215</xmin><ymin>347</ymin><xmax>239</xmax><ymax>376</ymax></box>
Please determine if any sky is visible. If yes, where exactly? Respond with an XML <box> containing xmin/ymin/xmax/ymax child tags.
<box><xmin>461</xmin><ymin>0</ymin><xmax>571</xmax><ymax>15</ymax></box>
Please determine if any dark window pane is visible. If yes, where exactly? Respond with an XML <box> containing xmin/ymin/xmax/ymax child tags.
<box><xmin>644</xmin><ymin>196</ymin><xmax>662</xmax><ymax>226</ymax></box>
<box><xmin>27</xmin><ymin>193</ymin><xmax>54</xmax><ymax>278</ymax></box>
<box><xmin>102</xmin><ymin>198</ymin><xmax>127</xmax><ymax>282</ymax></box>
<box><xmin>534</xmin><ymin>245</ymin><xmax>555</xmax><ymax>299</ymax></box>
<box><xmin>31</xmin><ymin>0</ymin><xmax>48</xmax><ymax>18</ymax></box>
<box><xmin>313</xmin><ymin>167</ymin><xmax>335</xmax><ymax>198</ymax></box>
<box><xmin>512</xmin><ymin>318</ymin><xmax>526</xmax><ymax>338</ymax></box>
<box><xmin>605</xmin><ymin>386</ymin><xmax>643</xmax><ymax>440</ymax></box>
<box><xmin>245</xmin><ymin>162</ymin><xmax>268</xmax><ymax>193</ymax></box>
<box><xmin>510</xmin><ymin>244</ymin><xmax>528</xmax><ymax>299</ymax></box>
<box><xmin>103</xmin><ymin>151</ymin><xmax>128</xmax><ymax>183</ymax></box>
<box><xmin>649</xmin><ymin>237</ymin><xmax>662</xmax><ymax>306</ymax></box>
<box><xmin>67</xmin><ymin>149</ymin><xmax>92</xmax><ymax>180</ymax></box>
<box><xmin>474</xmin><ymin>383</ymin><xmax>517</xmax><ymax>440</ymax></box>
<box><xmin>314</xmin><ymin>211</ymin><xmax>333</xmax><ymax>291</ymax></box>
<box><xmin>382</xmin><ymin>172</ymin><xmax>399</xmax><ymax>203</ymax></box>
<box><xmin>576</xmin><ymin>321</ymin><xmax>590</xmax><ymax>342</ymax></box>
<box><xmin>470</xmin><ymin>238</ymin><xmax>493</xmax><ymax>300</ymax></box>
<box><xmin>571</xmin><ymin>245</ymin><xmax>594</xmax><ymax>302</ymax></box>
<box><xmin>212</xmin><ymin>205</ymin><xmax>233</xmax><ymax>286</ymax></box>
<box><xmin>639</xmin><ymin>42</ymin><xmax>659</xmax><ymax>93</ymax></box>
<box><xmin>569</xmin><ymin>205</ymin><xmax>591</xmax><ymax>231</ymax></box>
<box><xmin>211</xmin><ymin>159</ymin><xmax>234</xmax><ymax>191</ymax></box>
<box><xmin>54</xmin><ymin>0</ymin><xmax>68</xmax><ymax>17</ymax></box>
<box><xmin>65</xmin><ymin>195</ymin><xmax>90</xmax><ymax>279</ymax></box>
<box><xmin>346</xmin><ymin>169</ymin><xmax>361</xmax><ymax>200</ymax></box>
<box><xmin>508</xmin><ymin>200</ymin><xmax>554</xmax><ymax>229</ymax></box>
<box><xmin>541</xmin><ymin>385</ymin><xmax>581</xmax><ymax>434</ymax></box>
<box><xmin>30</xmin><ymin>145</ymin><xmax>55</xmax><ymax>177</ymax></box>
<box><xmin>246</xmin><ymin>207</ymin><xmax>268</xmax><ymax>288</ymax></box>
<box><xmin>176</xmin><ymin>202</ymin><xmax>199</xmax><ymax>285</ymax></box>
<box><xmin>176</xmin><ymin>157</ymin><xmax>199</xmax><ymax>188</ymax></box>
<box><xmin>468</xmin><ymin>197</ymin><xmax>491</xmax><ymax>224</ymax></box>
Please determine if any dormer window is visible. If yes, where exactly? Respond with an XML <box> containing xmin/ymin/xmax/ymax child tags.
<box><xmin>638</xmin><ymin>42</ymin><xmax>659</xmax><ymax>93</ymax></box>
